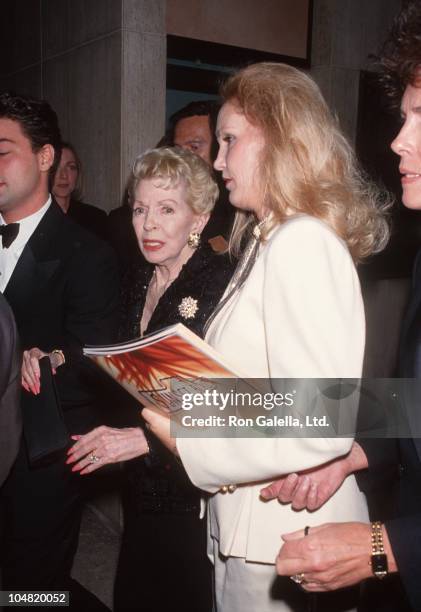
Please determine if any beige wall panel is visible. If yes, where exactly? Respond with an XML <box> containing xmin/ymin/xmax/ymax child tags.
<box><xmin>309</xmin><ymin>65</ymin><xmax>332</xmax><ymax>107</ymax></box>
<box><xmin>0</xmin><ymin>66</ymin><xmax>42</xmax><ymax>98</ymax></box>
<box><xmin>332</xmin><ymin>0</ymin><xmax>399</xmax><ymax>70</ymax></box>
<box><xmin>166</xmin><ymin>0</ymin><xmax>310</xmax><ymax>58</ymax></box>
<box><xmin>122</xmin><ymin>0</ymin><xmax>166</xmax><ymax>34</ymax></box>
<box><xmin>43</xmin><ymin>54</ymin><xmax>70</xmax><ymax>137</ymax></box>
<box><xmin>121</xmin><ymin>29</ymin><xmax>166</xmax><ymax>192</ymax></box>
<box><xmin>44</xmin><ymin>33</ymin><xmax>122</xmax><ymax>212</ymax></box>
<box><xmin>311</xmin><ymin>0</ymin><xmax>334</xmax><ymax>67</ymax></box>
<box><xmin>42</xmin><ymin>0</ymin><xmax>122</xmax><ymax>59</ymax></box>
<box><xmin>330</xmin><ymin>66</ymin><xmax>360</xmax><ymax>143</ymax></box>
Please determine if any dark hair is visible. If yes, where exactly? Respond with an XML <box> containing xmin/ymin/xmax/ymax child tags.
<box><xmin>378</xmin><ymin>0</ymin><xmax>421</xmax><ymax>108</ymax></box>
<box><xmin>0</xmin><ymin>91</ymin><xmax>62</xmax><ymax>175</ymax></box>
<box><xmin>161</xmin><ymin>99</ymin><xmax>221</xmax><ymax>161</ymax></box>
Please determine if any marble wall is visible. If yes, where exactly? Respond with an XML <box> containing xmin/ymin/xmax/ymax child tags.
<box><xmin>0</xmin><ymin>0</ymin><xmax>166</xmax><ymax>212</ymax></box>
<box><xmin>310</xmin><ymin>0</ymin><xmax>401</xmax><ymax>143</ymax></box>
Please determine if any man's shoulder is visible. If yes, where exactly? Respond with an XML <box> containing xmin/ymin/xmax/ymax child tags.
<box><xmin>38</xmin><ymin>202</ymin><xmax>115</xmax><ymax>263</ymax></box>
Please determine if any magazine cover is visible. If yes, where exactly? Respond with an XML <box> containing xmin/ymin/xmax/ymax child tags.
<box><xmin>84</xmin><ymin>323</ymin><xmax>241</xmax><ymax>412</ymax></box>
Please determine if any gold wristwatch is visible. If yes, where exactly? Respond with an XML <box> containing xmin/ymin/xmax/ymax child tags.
<box><xmin>370</xmin><ymin>521</ymin><xmax>388</xmax><ymax>579</ymax></box>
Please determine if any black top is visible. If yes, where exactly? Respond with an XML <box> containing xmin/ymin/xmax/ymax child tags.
<box><xmin>357</xmin><ymin>249</ymin><xmax>421</xmax><ymax>611</ymax></box>
<box><xmin>119</xmin><ymin>244</ymin><xmax>235</xmax><ymax>514</ymax></box>
<box><xmin>67</xmin><ymin>198</ymin><xmax>109</xmax><ymax>242</ymax></box>
<box><xmin>108</xmin><ymin>205</ymin><xmax>140</xmax><ymax>272</ymax></box>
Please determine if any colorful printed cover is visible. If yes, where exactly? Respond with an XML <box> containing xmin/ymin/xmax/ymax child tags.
<box><xmin>83</xmin><ymin>323</ymin><xmax>240</xmax><ymax>412</ymax></box>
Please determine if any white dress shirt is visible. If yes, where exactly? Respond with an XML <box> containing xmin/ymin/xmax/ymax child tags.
<box><xmin>0</xmin><ymin>197</ymin><xmax>51</xmax><ymax>293</ymax></box>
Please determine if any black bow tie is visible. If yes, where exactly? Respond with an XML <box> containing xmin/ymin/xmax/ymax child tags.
<box><xmin>0</xmin><ymin>223</ymin><xmax>20</xmax><ymax>248</ymax></box>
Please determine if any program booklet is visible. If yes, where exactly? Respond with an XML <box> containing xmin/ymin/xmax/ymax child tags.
<box><xmin>83</xmin><ymin>323</ymin><xmax>242</xmax><ymax>413</ymax></box>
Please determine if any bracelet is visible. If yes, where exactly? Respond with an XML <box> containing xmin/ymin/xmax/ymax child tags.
<box><xmin>370</xmin><ymin>521</ymin><xmax>388</xmax><ymax>579</ymax></box>
<box><xmin>50</xmin><ymin>349</ymin><xmax>65</xmax><ymax>368</ymax></box>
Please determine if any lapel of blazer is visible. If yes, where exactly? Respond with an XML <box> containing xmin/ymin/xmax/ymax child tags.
<box><xmin>4</xmin><ymin>202</ymin><xmax>62</xmax><ymax>311</ymax></box>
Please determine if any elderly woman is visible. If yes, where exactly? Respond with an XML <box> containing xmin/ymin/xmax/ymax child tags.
<box><xmin>141</xmin><ymin>63</ymin><xmax>389</xmax><ymax>612</ymax></box>
<box><xmin>67</xmin><ymin>146</ymin><xmax>234</xmax><ymax>612</ymax></box>
<box><xmin>52</xmin><ymin>142</ymin><xmax>108</xmax><ymax>240</ymax></box>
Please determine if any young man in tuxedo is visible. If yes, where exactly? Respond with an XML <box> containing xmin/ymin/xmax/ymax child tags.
<box><xmin>0</xmin><ymin>92</ymin><xmax>119</xmax><ymax>610</ymax></box>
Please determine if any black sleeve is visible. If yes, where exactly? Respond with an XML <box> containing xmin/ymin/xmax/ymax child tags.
<box><xmin>61</xmin><ymin>240</ymin><xmax>120</xmax><ymax>366</ymax></box>
<box><xmin>0</xmin><ymin>295</ymin><xmax>22</xmax><ymax>485</ymax></box>
<box><xmin>385</xmin><ymin>514</ymin><xmax>421</xmax><ymax>612</ymax></box>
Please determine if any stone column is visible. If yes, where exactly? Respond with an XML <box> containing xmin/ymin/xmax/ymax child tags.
<box><xmin>0</xmin><ymin>0</ymin><xmax>166</xmax><ymax>212</ymax></box>
<box><xmin>310</xmin><ymin>0</ymin><xmax>401</xmax><ymax>143</ymax></box>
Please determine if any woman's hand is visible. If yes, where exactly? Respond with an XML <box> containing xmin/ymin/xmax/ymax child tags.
<box><xmin>66</xmin><ymin>425</ymin><xmax>149</xmax><ymax>474</ymax></box>
<box><xmin>276</xmin><ymin>521</ymin><xmax>397</xmax><ymax>591</ymax></box>
<box><xmin>259</xmin><ymin>456</ymin><xmax>350</xmax><ymax>511</ymax></box>
<box><xmin>276</xmin><ymin>522</ymin><xmax>373</xmax><ymax>591</ymax></box>
<box><xmin>22</xmin><ymin>347</ymin><xmax>66</xmax><ymax>394</ymax></box>
<box><xmin>260</xmin><ymin>442</ymin><xmax>368</xmax><ymax>511</ymax></box>
<box><xmin>142</xmin><ymin>407</ymin><xmax>178</xmax><ymax>456</ymax></box>
<box><xmin>21</xmin><ymin>347</ymin><xmax>49</xmax><ymax>394</ymax></box>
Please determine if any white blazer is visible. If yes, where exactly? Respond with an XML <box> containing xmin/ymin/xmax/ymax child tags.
<box><xmin>177</xmin><ymin>216</ymin><xmax>369</xmax><ymax>564</ymax></box>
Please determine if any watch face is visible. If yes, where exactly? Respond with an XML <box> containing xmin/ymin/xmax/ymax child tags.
<box><xmin>372</xmin><ymin>552</ymin><xmax>388</xmax><ymax>578</ymax></box>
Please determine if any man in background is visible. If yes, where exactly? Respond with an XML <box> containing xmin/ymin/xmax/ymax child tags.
<box><xmin>109</xmin><ymin>99</ymin><xmax>235</xmax><ymax>268</ymax></box>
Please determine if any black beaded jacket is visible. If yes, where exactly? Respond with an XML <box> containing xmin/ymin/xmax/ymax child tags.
<box><xmin>119</xmin><ymin>244</ymin><xmax>235</xmax><ymax>514</ymax></box>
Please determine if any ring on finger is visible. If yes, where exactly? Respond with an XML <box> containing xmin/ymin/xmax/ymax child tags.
<box><xmin>290</xmin><ymin>573</ymin><xmax>305</xmax><ymax>585</ymax></box>
<box><xmin>88</xmin><ymin>452</ymin><xmax>100</xmax><ymax>464</ymax></box>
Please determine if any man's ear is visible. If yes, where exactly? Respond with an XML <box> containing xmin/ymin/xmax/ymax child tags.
<box><xmin>37</xmin><ymin>144</ymin><xmax>55</xmax><ymax>172</ymax></box>
<box><xmin>192</xmin><ymin>212</ymin><xmax>210</xmax><ymax>235</ymax></box>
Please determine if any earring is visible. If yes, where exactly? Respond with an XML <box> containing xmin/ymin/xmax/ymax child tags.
<box><xmin>187</xmin><ymin>232</ymin><xmax>201</xmax><ymax>249</ymax></box>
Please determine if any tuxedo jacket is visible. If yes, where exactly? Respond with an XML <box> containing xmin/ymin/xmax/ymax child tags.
<box><xmin>3</xmin><ymin>201</ymin><xmax>119</xmax><ymax>434</ymax></box>
<box><xmin>178</xmin><ymin>216</ymin><xmax>368</xmax><ymax>564</ymax></box>
<box><xmin>0</xmin><ymin>293</ymin><xmax>21</xmax><ymax>485</ymax></box>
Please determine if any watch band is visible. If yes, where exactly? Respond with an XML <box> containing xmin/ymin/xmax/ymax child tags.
<box><xmin>371</xmin><ymin>521</ymin><xmax>388</xmax><ymax>579</ymax></box>
<box><xmin>50</xmin><ymin>349</ymin><xmax>65</xmax><ymax>368</ymax></box>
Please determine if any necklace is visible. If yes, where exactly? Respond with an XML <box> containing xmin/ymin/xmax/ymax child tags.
<box><xmin>140</xmin><ymin>268</ymin><xmax>177</xmax><ymax>336</ymax></box>
<box><xmin>204</xmin><ymin>216</ymin><xmax>269</xmax><ymax>335</ymax></box>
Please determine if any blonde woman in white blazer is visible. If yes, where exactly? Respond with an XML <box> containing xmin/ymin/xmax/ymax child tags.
<box><xmin>143</xmin><ymin>62</ymin><xmax>389</xmax><ymax>612</ymax></box>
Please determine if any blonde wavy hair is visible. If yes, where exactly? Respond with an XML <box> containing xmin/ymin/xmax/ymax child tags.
<box><xmin>221</xmin><ymin>63</ymin><xmax>390</xmax><ymax>262</ymax></box>
<box><xmin>131</xmin><ymin>146</ymin><xmax>218</xmax><ymax>215</ymax></box>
